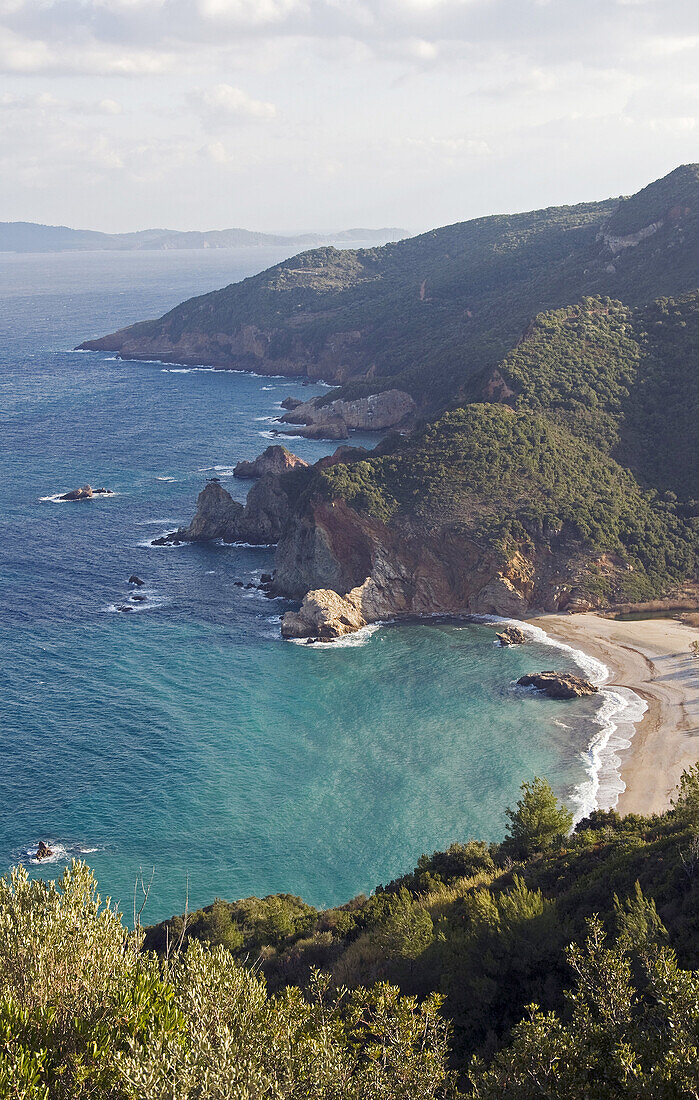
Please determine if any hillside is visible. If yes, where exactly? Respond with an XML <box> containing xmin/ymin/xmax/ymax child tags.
<box><xmin>0</xmin><ymin>221</ymin><xmax>404</xmax><ymax>254</ymax></box>
<box><xmin>3</xmin><ymin>771</ymin><xmax>699</xmax><ymax>1096</ymax></box>
<box><xmin>80</xmin><ymin>165</ymin><xmax>699</xmax><ymax>415</ymax></box>
<box><xmin>257</xmin><ymin>289</ymin><xmax>697</xmax><ymax>633</ymax></box>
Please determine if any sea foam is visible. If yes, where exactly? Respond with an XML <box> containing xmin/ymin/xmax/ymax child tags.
<box><xmin>478</xmin><ymin>615</ymin><xmax>647</xmax><ymax>822</ymax></box>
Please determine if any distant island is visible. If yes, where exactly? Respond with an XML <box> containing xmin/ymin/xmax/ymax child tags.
<box><xmin>0</xmin><ymin>221</ymin><xmax>405</xmax><ymax>254</ymax></box>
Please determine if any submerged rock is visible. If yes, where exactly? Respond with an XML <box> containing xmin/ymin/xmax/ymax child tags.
<box><xmin>35</xmin><ymin>841</ymin><xmax>53</xmax><ymax>860</ymax></box>
<box><xmin>496</xmin><ymin>626</ymin><xmax>528</xmax><ymax>646</ymax></box>
<box><xmin>517</xmin><ymin>671</ymin><xmax>598</xmax><ymax>699</ymax></box>
<box><xmin>233</xmin><ymin>445</ymin><xmax>308</xmax><ymax>479</ymax></box>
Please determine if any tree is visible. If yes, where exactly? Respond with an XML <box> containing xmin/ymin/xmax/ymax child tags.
<box><xmin>673</xmin><ymin>763</ymin><xmax>699</xmax><ymax>825</ymax></box>
<box><xmin>503</xmin><ymin>777</ymin><xmax>573</xmax><ymax>858</ymax></box>
<box><xmin>468</xmin><ymin>915</ymin><xmax>699</xmax><ymax>1099</ymax></box>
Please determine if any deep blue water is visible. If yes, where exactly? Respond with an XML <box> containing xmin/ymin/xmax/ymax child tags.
<box><xmin>0</xmin><ymin>248</ymin><xmax>598</xmax><ymax>922</ymax></box>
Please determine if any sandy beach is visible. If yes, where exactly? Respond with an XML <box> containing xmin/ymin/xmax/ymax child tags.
<box><xmin>531</xmin><ymin>613</ymin><xmax>699</xmax><ymax>816</ymax></box>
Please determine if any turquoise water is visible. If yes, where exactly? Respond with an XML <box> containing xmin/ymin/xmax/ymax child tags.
<box><xmin>0</xmin><ymin>248</ymin><xmax>600</xmax><ymax>922</ymax></box>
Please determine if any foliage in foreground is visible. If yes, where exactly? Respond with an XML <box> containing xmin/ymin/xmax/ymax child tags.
<box><xmin>4</xmin><ymin>770</ymin><xmax>699</xmax><ymax>1097</ymax></box>
<box><xmin>0</xmin><ymin>865</ymin><xmax>454</xmax><ymax>1099</ymax></box>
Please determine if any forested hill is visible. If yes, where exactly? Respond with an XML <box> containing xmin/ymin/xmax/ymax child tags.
<box><xmin>81</xmin><ymin>164</ymin><xmax>698</xmax><ymax>413</ymax></box>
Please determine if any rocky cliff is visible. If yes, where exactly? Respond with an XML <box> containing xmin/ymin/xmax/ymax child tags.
<box><xmin>233</xmin><ymin>445</ymin><xmax>308</xmax><ymax>479</ymax></box>
<box><xmin>157</xmin><ymin>475</ymin><xmax>292</xmax><ymax>546</ymax></box>
<box><xmin>274</xmin><ymin>497</ymin><xmax>602</xmax><ymax>641</ymax></box>
<box><xmin>278</xmin><ymin>389</ymin><xmax>416</xmax><ymax>439</ymax></box>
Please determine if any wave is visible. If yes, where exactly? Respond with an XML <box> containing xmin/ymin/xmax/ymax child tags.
<box><xmin>39</xmin><ymin>491</ymin><xmax>119</xmax><ymax>504</ymax></box>
<box><xmin>476</xmin><ymin>615</ymin><xmax>646</xmax><ymax>822</ymax></box>
<box><xmin>161</xmin><ymin>367</ymin><xmax>218</xmax><ymax>374</ymax></box>
<box><xmin>197</xmin><ymin>464</ymin><xmax>237</xmax><ymax>476</ymax></box>
<box><xmin>288</xmin><ymin>623</ymin><xmax>382</xmax><ymax>649</ymax></box>
<box><xmin>258</xmin><ymin>430</ymin><xmax>303</xmax><ymax>442</ymax></box>
<box><xmin>155</xmin><ymin>476</ymin><xmax>177</xmax><ymax>482</ymax></box>
<box><xmin>103</xmin><ymin>593</ymin><xmax>169</xmax><ymax>614</ymax></box>
<box><xmin>22</xmin><ymin>840</ymin><xmax>104</xmax><ymax>866</ymax></box>
<box><xmin>228</xmin><ymin>541</ymin><xmax>276</xmax><ymax>550</ymax></box>
<box><xmin>262</xmin><ymin>386</ymin><xmax>274</xmax><ymax>391</ymax></box>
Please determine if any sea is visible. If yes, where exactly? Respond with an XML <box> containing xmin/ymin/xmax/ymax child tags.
<box><xmin>0</xmin><ymin>246</ymin><xmax>644</xmax><ymax>922</ymax></box>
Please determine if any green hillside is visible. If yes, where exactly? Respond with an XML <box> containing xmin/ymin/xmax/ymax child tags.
<box><xmin>297</xmin><ymin>288</ymin><xmax>698</xmax><ymax>604</ymax></box>
<box><xmin>82</xmin><ymin>164</ymin><xmax>699</xmax><ymax>415</ymax></box>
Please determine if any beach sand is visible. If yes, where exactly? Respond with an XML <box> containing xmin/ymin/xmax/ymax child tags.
<box><xmin>531</xmin><ymin>613</ymin><xmax>699</xmax><ymax>816</ymax></box>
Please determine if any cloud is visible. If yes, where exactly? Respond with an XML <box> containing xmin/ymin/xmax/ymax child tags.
<box><xmin>191</xmin><ymin>83</ymin><xmax>277</xmax><ymax>124</ymax></box>
<box><xmin>0</xmin><ymin>0</ymin><xmax>696</xmax><ymax>76</ymax></box>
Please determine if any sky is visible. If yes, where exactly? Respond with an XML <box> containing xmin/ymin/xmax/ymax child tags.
<box><xmin>0</xmin><ymin>0</ymin><xmax>697</xmax><ymax>234</ymax></box>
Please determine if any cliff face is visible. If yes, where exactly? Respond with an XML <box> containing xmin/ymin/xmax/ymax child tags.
<box><xmin>274</xmin><ymin>498</ymin><xmax>602</xmax><ymax>639</ymax></box>
<box><xmin>79</xmin><ymin>322</ymin><xmax>371</xmax><ymax>385</ymax></box>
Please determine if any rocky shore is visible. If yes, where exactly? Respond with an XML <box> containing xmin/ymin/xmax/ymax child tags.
<box><xmin>276</xmin><ymin>389</ymin><xmax>416</xmax><ymax>440</ymax></box>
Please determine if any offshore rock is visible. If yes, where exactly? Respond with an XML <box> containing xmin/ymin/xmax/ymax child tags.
<box><xmin>35</xmin><ymin>841</ymin><xmax>54</xmax><ymax>860</ymax></box>
<box><xmin>184</xmin><ymin>481</ymin><xmax>244</xmax><ymax>541</ymax></box>
<box><xmin>233</xmin><ymin>445</ymin><xmax>308</xmax><ymax>479</ymax></box>
<box><xmin>59</xmin><ymin>484</ymin><xmax>114</xmax><ymax>501</ymax></box>
<box><xmin>128</xmin><ymin>575</ymin><xmax>145</xmax><ymax>586</ymax></box>
<box><xmin>496</xmin><ymin>626</ymin><xmax>528</xmax><ymax>646</ymax></box>
<box><xmin>517</xmin><ymin>671</ymin><xmax>599</xmax><ymax>699</ymax></box>
<box><xmin>237</xmin><ymin>476</ymin><xmax>290</xmax><ymax>544</ymax></box>
<box><xmin>277</xmin><ymin>419</ymin><xmax>349</xmax><ymax>441</ymax></box>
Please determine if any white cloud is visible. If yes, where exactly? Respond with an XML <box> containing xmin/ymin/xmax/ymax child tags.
<box><xmin>192</xmin><ymin>83</ymin><xmax>277</xmax><ymax>123</ymax></box>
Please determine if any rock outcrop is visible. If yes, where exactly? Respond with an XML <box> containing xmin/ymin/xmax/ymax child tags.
<box><xmin>154</xmin><ymin>472</ymin><xmax>294</xmax><ymax>547</ymax></box>
<box><xmin>35</xmin><ymin>842</ymin><xmax>53</xmax><ymax>860</ymax></box>
<box><xmin>128</xmin><ymin>575</ymin><xmax>145</xmax><ymax>587</ymax></box>
<box><xmin>281</xmin><ymin>589</ymin><xmax>367</xmax><ymax>641</ymax></box>
<box><xmin>517</xmin><ymin>672</ymin><xmax>599</xmax><ymax>699</ymax></box>
<box><xmin>279</xmin><ymin>389</ymin><xmax>416</xmax><ymax>440</ymax></box>
<box><xmin>59</xmin><ymin>484</ymin><xmax>113</xmax><ymax>501</ymax></box>
<box><xmin>233</xmin><ymin>445</ymin><xmax>308</xmax><ymax>479</ymax></box>
<box><xmin>496</xmin><ymin>626</ymin><xmax>528</xmax><ymax>646</ymax></box>
<box><xmin>78</xmin><ymin>323</ymin><xmax>370</xmax><ymax>384</ymax></box>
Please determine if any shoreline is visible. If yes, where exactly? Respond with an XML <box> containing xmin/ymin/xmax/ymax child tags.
<box><xmin>529</xmin><ymin>612</ymin><xmax>699</xmax><ymax>817</ymax></box>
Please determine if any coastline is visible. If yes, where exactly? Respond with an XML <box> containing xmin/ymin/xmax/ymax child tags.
<box><xmin>530</xmin><ymin>612</ymin><xmax>699</xmax><ymax>817</ymax></box>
